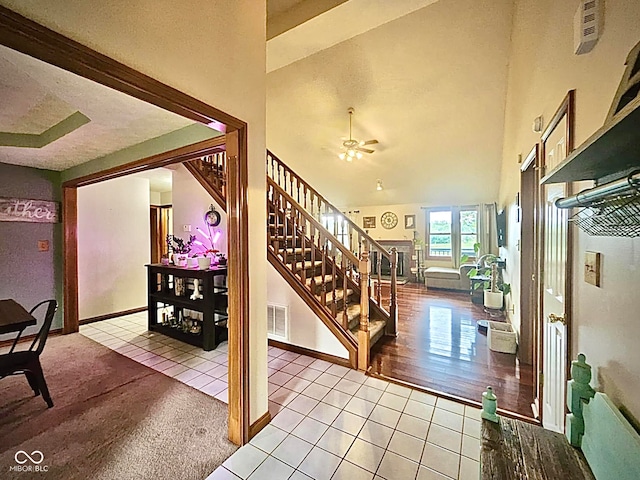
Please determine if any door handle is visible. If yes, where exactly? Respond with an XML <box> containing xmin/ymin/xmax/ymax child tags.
<box><xmin>548</xmin><ymin>313</ymin><xmax>566</xmax><ymax>325</ymax></box>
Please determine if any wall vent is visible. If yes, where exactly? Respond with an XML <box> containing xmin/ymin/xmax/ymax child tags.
<box><xmin>267</xmin><ymin>304</ymin><xmax>288</xmax><ymax>340</ymax></box>
<box><xmin>574</xmin><ymin>0</ymin><xmax>601</xmax><ymax>55</ymax></box>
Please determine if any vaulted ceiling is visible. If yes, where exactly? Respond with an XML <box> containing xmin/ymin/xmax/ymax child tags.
<box><xmin>266</xmin><ymin>0</ymin><xmax>514</xmax><ymax>208</ymax></box>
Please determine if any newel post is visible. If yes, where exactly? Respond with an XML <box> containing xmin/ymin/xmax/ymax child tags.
<box><xmin>358</xmin><ymin>244</ymin><xmax>370</xmax><ymax>371</ymax></box>
<box><xmin>387</xmin><ymin>247</ymin><xmax>398</xmax><ymax>336</ymax></box>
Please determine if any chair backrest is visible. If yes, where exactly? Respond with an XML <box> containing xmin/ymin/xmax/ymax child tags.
<box><xmin>28</xmin><ymin>300</ymin><xmax>58</xmax><ymax>355</ymax></box>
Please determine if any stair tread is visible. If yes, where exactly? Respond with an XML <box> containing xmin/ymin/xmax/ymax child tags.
<box><xmin>336</xmin><ymin>303</ymin><xmax>361</xmax><ymax>324</ymax></box>
<box><xmin>294</xmin><ymin>260</ymin><xmax>323</xmax><ymax>271</ymax></box>
<box><xmin>348</xmin><ymin>318</ymin><xmax>387</xmax><ymax>340</ymax></box>
<box><xmin>306</xmin><ymin>275</ymin><xmax>335</xmax><ymax>286</ymax></box>
<box><xmin>315</xmin><ymin>288</ymin><xmax>353</xmax><ymax>306</ymax></box>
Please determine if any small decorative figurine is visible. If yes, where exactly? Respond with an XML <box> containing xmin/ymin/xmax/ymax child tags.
<box><xmin>175</xmin><ymin>277</ymin><xmax>186</xmax><ymax>297</ymax></box>
<box><xmin>481</xmin><ymin>386</ymin><xmax>499</xmax><ymax>423</ymax></box>
<box><xmin>190</xmin><ymin>278</ymin><xmax>203</xmax><ymax>300</ymax></box>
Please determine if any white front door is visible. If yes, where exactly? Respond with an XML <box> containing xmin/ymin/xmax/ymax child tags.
<box><xmin>541</xmin><ymin>179</ymin><xmax>569</xmax><ymax>432</ymax></box>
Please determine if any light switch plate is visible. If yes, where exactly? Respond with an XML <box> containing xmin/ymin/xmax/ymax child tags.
<box><xmin>584</xmin><ymin>251</ymin><xmax>601</xmax><ymax>287</ymax></box>
<box><xmin>37</xmin><ymin>240</ymin><xmax>49</xmax><ymax>252</ymax></box>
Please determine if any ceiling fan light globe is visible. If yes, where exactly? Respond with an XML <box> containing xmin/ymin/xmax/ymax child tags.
<box><xmin>338</xmin><ymin>153</ymin><xmax>346</xmax><ymax>160</ymax></box>
<box><xmin>347</xmin><ymin>149</ymin><xmax>355</xmax><ymax>158</ymax></box>
<box><xmin>356</xmin><ymin>152</ymin><xmax>363</xmax><ymax>159</ymax></box>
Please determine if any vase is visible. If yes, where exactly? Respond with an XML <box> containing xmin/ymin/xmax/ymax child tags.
<box><xmin>197</xmin><ymin>257</ymin><xmax>212</xmax><ymax>270</ymax></box>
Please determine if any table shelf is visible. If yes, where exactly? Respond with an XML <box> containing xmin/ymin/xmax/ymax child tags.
<box><xmin>146</xmin><ymin>264</ymin><xmax>228</xmax><ymax>351</ymax></box>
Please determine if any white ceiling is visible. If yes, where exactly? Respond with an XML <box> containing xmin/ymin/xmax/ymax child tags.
<box><xmin>267</xmin><ymin>0</ymin><xmax>514</xmax><ymax>208</ymax></box>
<box><xmin>0</xmin><ymin>44</ymin><xmax>198</xmax><ymax>171</ymax></box>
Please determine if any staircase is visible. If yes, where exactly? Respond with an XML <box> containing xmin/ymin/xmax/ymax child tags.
<box><xmin>185</xmin><ymin>149</ymin><xmax>398</xmax><ymax>370</ymax></box>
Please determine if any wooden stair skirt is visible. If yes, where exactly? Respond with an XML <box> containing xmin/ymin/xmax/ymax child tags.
<box><xmin>268</xmin><ymin>210</ymin><xmax>389</xmax><ymax>359</ymax></box>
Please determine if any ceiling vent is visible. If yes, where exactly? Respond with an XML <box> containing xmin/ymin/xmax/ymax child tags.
<box><xmin>267</xmin><ymin>304</ymin><xmax>288</xmax><ymax>340</ymax></box>
<box><xmin>574</xmin><ymin>0</ymin><xmax>601</xmax><ymax>55</ymax></box>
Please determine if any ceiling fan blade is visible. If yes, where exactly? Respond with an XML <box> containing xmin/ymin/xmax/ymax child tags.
<box><xmin>355</xmin><ymin>147</ymin><xmax>375</xmax><ymax>154</ymax></box>
<box><xmin>360</xmin><ymin>139</ymin><xmax>379</xmax><ymax>146</ymax></box>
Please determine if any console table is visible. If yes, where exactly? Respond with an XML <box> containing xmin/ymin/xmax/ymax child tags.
<box><xmin>146</xmin><ymin>264</ymin><xmax>228</xmax><ymax>351</ymax></box>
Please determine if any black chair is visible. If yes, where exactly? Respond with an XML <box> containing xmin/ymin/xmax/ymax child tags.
<box><xmin>0</xmin><ymin>299</ymin><xmax>57</xmax><ymax>408</ymax></box>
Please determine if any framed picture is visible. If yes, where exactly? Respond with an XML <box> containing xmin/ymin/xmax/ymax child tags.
<box><xmin>362</xmin><ymin>216</ymin><xmax>376</xmax><ymax>229</ymax></box>
<box><xmin>404</xmin><ymin>214</ymin><xmax>415</xmax><ymax>229</ymax></box>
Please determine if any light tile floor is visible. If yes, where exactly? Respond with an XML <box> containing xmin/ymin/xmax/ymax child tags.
<box><xmin>79</xmin><ymin>313</ymin><xmax>481</xmax><ymax>480</ymax></box>
<box><xmin>79</xmin><ymin>312</ymin><xmax>230</xmax><ymax>403</ymax></box>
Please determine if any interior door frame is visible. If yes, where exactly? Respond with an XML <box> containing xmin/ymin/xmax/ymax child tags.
<box><xmin>0</xmin><ymin>6</ymin><xmax>252</xmax><ymax>445</ymax></box>
<box><xmin>536</xmin><ymin>90</ymin><xmax>575</xmax><ymax>424</ymax></box>
<box><xmin>519</xmin><ymin>144</ymin><xmax>539</xmax><ymax>368</ymax></box>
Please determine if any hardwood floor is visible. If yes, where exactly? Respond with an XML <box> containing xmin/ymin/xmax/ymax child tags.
<box><xmin>371</xmin><ymin>283</ymin><xmax>536</xmax><ymax>419</ymax></box>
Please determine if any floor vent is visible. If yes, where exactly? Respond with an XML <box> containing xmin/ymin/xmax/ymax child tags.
<box><xmin>267</xmin><ymin>304</ymin><xmax>288</xmax><ymax>341</ymax></box>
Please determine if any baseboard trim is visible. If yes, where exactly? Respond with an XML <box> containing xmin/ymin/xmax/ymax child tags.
<box><xmin>367</xmin><ymin>369</ymin><xmax>540</xmax><ymax>425</ymax></box>
<box><xmin>249</xmin><ymin>410</ymin><xmax>271</xmax><ymax>440</ymax></box>
<box><xmin>268</xmin><ymin>339</ymin><xmax>351</xmax><ymax>369</ymax></box>
<box><xmin>0</xmin><ymin>328</ymin><xmax>62</xmax><ymax>348</ymax></box>
<box><xmin>80</xmin><ymin>307</ymin><xmax>147</xmax><ymax>325</ymax></box>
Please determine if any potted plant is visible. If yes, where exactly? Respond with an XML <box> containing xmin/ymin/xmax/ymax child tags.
<box><xmin>484</xmin><ymin>263</ymin><xmax>504</xmax><ymax>309</ymax></box>
<box><xmin>462</xmin><ymin>243</ymin><xmax>510</xmax><ymax>309</ymax></box>
<box><xmin>166</xmin><ymin>234</ymin><xmax>196</xmax><ymax>266</ymax></box>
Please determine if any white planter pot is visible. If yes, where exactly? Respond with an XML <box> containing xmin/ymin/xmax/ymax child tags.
<box><xmin>197</xmin><ymin>257</ymin><xmax>212</xmax><ymax>270</ymax></box>
<box><xmin>484</xmin><ymin>290</ymin><xmax>503</xmax><ymax>309</ymax></box>
<box><xmin>187</xmin><ymin>257</ymin><xmax>198</xmax><ymax>268</ymax></box>
<box><xmin>173</xmin><ymin>253</ymin><xmax>188</xmax><ymax>267</ymax></box>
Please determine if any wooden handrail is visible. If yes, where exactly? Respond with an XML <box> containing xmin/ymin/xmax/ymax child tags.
<box><xmin>267</xmin><ymin>150</ymin><xmax>398</xmax><ymax>336</ymax></box>
<box><xmin>268</xmin><ymin>178</ymin><xmax>359</xmax><ymax>265</ymax></box>
<box><xmin>267</xmin><ymin>150</ymin><xmax>392</xmax><ymax>258</ymax></box>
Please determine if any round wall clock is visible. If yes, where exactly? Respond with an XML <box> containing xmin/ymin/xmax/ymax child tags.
<box><xmin>204</xmin><ymin>204</ymin><xmax>221</xmax><ymax>227</ymax></box>
<box><xmin>380</xmin><ymin>211</ymin><xmax>398</xmax><ymax>229</ymax></box>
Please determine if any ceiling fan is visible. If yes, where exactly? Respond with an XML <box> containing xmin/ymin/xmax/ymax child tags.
<box><xmin>338</xmin><ymin>107</ymin><xmax>378</xmax><ymax>161</ymax></box>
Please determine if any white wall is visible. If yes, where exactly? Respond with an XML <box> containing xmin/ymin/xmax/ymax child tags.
<box><xmin>498</xmin><ymin>0</ymin><xmax>640</xmax><ymax>419</ymax></box>
<box><xmin>77</xmin><ymin>176</ymin><xmax>150</xmax><ymax>319</ymax></box>
<box><xmin>150</xmin><ymin>191</ymin><xmax>161</xmax><ymax>206</ymax></box>
<box><xmin>172</xmin><ymin>164</ymin><xmax>227</xmax><ymax>256</ymax></box>
<box><xmin>0</xmin><ymin>0</ymin><xmax>268</xmax><ymax>424</ymax></box>
<box><xmin>267</xmin><ymin>265</ymin><xmax>349</xmax><ymax>359</ymax></box>
<box><xmin>267</xmin><ymin>0</ymin><xmax>513</xmax><ymax>208</ymax></box>
<box><xmin>160</xmin><ymin>191</ymin><xmax>172</xmax><ymax>205</ymax></box>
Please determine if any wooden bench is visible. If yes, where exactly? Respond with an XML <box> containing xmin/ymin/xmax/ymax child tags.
<box><xmin>424</xmin><ymin>265</ymin><xmax>473</xmax><ymax>291</ymax></box>
<box><xmin>481</xmin><ymin>354</ymin><xmax>640</xmax><ymax>479</ymax></box>
<box><xmin>481</xmin><ymin>417</ymin><xmax>594</xmax><ymax>479</ymax></box>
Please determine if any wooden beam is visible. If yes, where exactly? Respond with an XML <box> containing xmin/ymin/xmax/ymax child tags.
<box><xmin>62</xmin><ymin>186</ymin><xmax>78</xmax><ymax>334</ymax></box>
<box><xmin>226</xmin><ymin>129</ymin><xmax>251</xmax><ymax>445</ymax></box>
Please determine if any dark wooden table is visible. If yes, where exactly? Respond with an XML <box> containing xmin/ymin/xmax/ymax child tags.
<box><xmin>0</xmin><ymin>299</ymin><xmax>36</xmax><ymax>335</ymax></box>
<box><xmin>481</xmin><ymin>417</ymin><xmax>595</xmax><ymax>479</ymax></box>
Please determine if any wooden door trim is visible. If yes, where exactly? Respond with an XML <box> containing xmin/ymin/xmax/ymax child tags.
<box><xmin>62</xmin><ymin>186</ymin><xmax>78</xmax><ymax>335</ymax></box>
<box><xmin>538</xmin><ymin>89</ymin><xmax>575</xmax><ymax>425</ymax></box>
<box><xmin>225</xmin><ymin>129</ymin><xmax>251</xmax><ymax>444</ymax></box>
<box><xmin>0</xmin><ymin>5</ymin><xmax>251</xmax><ymax>446</ymax></box>
<box><xmin>62</xmin><ymin>137</ymin><xmax>226</xmax><ymax>188</ymax></box>
<box><xmin>519</xmin><ymin>144</ymin><xmax>538</xmax><ymax>367</ymax></box>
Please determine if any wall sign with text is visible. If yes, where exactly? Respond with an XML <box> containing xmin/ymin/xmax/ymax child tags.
<box><xmin>0</xmin><ymin>197</ymin><xmax>60</xmax><ymax>223</ymax></box>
